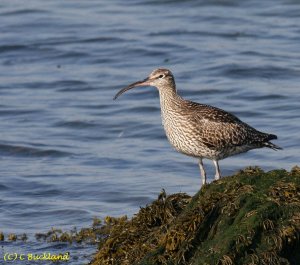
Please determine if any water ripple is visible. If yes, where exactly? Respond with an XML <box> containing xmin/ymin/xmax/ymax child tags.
<box><xmin>54</xmin><ymin>121</ymin><xmax>98</xmax><ymax>129</ymax></box>
<box><xmin>1</xmin><ymin>8</ymin><xmax>49</xmax><ymax>16</ymax></box>
<box><xmin>220</xmin><ymin>64</ymin><xmax>300</xmax><ymax>79</ymax></box>
<box><xmin>0</xmin><ymin>144</ymin><xmax>70</xmax><ymax>157</ymax></box>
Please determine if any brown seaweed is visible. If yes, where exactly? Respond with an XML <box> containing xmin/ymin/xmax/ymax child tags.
<box><xmin>90</xmin><ymin>166</ymin><xmax>300</xmax><ymax>265</ymax></box>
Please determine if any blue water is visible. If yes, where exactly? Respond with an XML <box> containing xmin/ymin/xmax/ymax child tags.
<box><xmin>1</xmin><ymin>0</ymin><xmax>300</xmax><ymax>263</ymax></box>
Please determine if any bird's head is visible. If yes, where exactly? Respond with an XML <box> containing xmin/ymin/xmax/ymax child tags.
<box><xmin>113</xmin><ymin>68</ymin><xmax>175</xmax><ymax>100</ymax></box>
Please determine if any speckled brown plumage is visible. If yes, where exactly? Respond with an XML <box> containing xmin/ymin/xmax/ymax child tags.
<box><xmin>114</xmin><ymin>68</ymin><xmax>281</xmax><ymax>185</ymax></box>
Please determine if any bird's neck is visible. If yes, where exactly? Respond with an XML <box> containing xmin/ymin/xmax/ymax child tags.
<box><xmin>158</xmin><ymin>86</ymin><xmax>182</xmax><ymax>114</ymax></box>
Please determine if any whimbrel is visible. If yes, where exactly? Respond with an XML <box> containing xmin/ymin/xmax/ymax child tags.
<box><xmin>114</xmin><ymin>68</ymin><xmax>281</xmax><ymax>185</ymax></box>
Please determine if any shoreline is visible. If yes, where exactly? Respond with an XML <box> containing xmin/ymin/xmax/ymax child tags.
<box><xmin>1</xmin><ymin>166</ymin><xmax>299</xmax><ymax>264</ymax></box>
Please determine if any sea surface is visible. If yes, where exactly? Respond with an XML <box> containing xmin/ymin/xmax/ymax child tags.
<box><xmin>0</xmin><ymin>0</ymin><xmax>299</xmax><ymax>263</ymax></box>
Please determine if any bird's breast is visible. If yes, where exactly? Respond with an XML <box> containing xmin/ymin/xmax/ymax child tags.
<box><xmin>160</xmin><ymin>108</ymin><xmax>206</xmax><ymax>157</ymax></box>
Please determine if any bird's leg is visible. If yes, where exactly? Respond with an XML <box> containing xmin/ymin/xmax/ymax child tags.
<box><xmin>198</xmin><ymin>158</ymin><xmax>207</xmax><ymax>185</ymax></box>
<box><xmin>213</xmin><ymin>160</ymin><xmax>221</xmax><ymax>181</ymax></box>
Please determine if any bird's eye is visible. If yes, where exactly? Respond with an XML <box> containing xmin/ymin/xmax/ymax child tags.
<box><xmin>158</xmin><ymin>74</ymin><xmax>165</xmax><ymax>79</ymax></box>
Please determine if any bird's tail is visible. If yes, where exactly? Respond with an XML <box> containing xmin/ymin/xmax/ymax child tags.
<box><xmin>263</xmin><ymin>134</ymin><xmax>282</xmax><ymax>150</ymax></box>
<box><xmin>263</xmin><ymin>141</ymin><xmax>283</xmax><ymax>150</ymax></box>
<box><xmin>268</xmin><ymin>134</ymin><xmax>276</xmax><ymax>140</ymax></box>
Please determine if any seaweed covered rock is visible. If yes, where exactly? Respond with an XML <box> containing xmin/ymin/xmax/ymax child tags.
<box><xmin>90</xmin><ymin>167</ymin><xmax>300</xmax><ymax>265</ymax></box>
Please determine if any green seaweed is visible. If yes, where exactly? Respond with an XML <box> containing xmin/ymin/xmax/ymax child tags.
<box><xmin>90</xmin><ymin>166</ymin><xmax>300</xmax><ymax>265</ymax></box>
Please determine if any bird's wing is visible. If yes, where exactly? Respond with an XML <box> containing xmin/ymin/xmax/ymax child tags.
<box><xmin>186</xmin><ymin>101</ymin><xmax>242</xmax><ymax>123</ymax></box>
<box><xmin>185</xmin><ymin>101</ymin><xmax>268</xmax><ymax>149</ymax></box>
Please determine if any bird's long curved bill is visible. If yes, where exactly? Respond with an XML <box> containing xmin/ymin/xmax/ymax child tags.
<box><xmin>113</xmin><ymin>78</ymin><xmax>150</xmax><ymax>100</ymax></box>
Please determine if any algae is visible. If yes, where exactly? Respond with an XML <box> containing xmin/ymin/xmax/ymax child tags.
<box><xmin>8</xmin><ymin>233</ymin><xmax>17</xmax><ymax>241</ymax></box>
<box><xmin>1</xmin><ymin>217</ymin><xmax>105</xmax><ymax>245</ymax></box>
<box><xmin>35</xmin><ymin>217</ymin><xmax>107</xmax><ymax>244</ymax></box>
<box><xmin>1</xmin><ymin>232</ymin><xmax>28</xmax><ymax>242</ymax></box>
<box><xmin>90</xmin><ymin>166</ymin><xmax>300</xmax><ymax>265</ymax></box>
<box><xmin>0</xmin><ymin>231</ymin><xmax>4</xmax><ymax>241</ymax></box>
